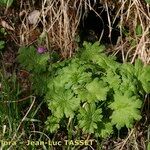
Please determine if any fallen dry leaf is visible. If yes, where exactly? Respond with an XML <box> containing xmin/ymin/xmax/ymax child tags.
<box><xmin>28</xmin><ymin>10</ymin><xmax>40</xmax><ymax>25</ymax></box>
<box><xmin>1</xmin><ymin>20</ymin><xmax>14</xmax><ymax>31</ymax></box>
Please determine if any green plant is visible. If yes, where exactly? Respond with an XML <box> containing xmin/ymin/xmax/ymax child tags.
<box><xmin>0</xmin><ymin>41</ymin><xmax>5</xmax><ymax>50</ymax></box>
<box><xmin>148</xmin><ymin>142</ymin><xmax>150</xmax><ymax>150</ymax></box>
<box><xmin>0</xmin><ymin>70</ymin><xmax>22</xmax><ymax>143</ymax></box>
<box><xmin>0</xmin><ymin>28</ymin><xmax>7</xmax><ymax>36</ymax></box>
<box><xmin>17</xmin><ymin>42</ymin><xmax>150</xmax><ymax>140</ymax></box>
<box><xmin>17</xmin><ymin>46</ymin><xmax>50</xmax><ymax>95</ymax></box>
<box><xmin>0</xmin><ymin>28</ymin><xmax>7</xmax><ymax>51</ymax></box>
<box><xmin>0</xmin><ymin>68</ymin><xmax>47</xmax><ymax>149</ymax></box>
<box><xmin>135</xmin><ymin>24</ymin><xmax>143</xmax><ymax>36</ymax></box>
<box><xmin>0</xmin><ymin>0</ymin><xmax>13</xmax><ymax>7</ymax></box>
<box><xmin>145</xmin><ymin>0</ymin><xmax>150</xmax><ymax>4</ymax></box>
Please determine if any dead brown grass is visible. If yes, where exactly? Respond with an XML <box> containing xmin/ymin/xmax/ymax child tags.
<box><xmin>18</xmin><ymin>0</ymin><xmax>92</xmax><ymax>58</ymax></box>
<box><xmin>113</xmin><ymin>128</ymin><xmax>146</xmax><ymax>150</ymax></box>
<box><xmin>44</xmin><ymin>0</ymin><xmax>95</xmax><ymax>58</ymax></box>
<box><xmin>105</xmin><ymin>0</ymin><xmax>150</xmax><ymax>64</ymax></box>
<box><xmin>10</xmin><ymin>0</ymin><xmax>148</xmax><ymax>63</ymax></box>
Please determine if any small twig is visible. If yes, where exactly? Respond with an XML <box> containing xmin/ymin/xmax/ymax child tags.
<box><xmin>31</xmin><ymin>131</ymin><xmax>50</xmax><ymax>140</ymax></box>
<box><xmin>0</xmin><ymin>95</ymin><xmax>33</xmax><ymax>103</ymax></box>
<box><xmin>8</xmin><ymin>96</ymin><xmax>36</xmax><ymax>150</ymax></box>
<box><xmin>120</xmin><ymin>128</ymin><xmax>134</xmax><ymax>150</ymax></box>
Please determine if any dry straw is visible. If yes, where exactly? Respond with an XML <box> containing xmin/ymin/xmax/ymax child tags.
<box><xmin>19</xmin><ymin>0</ymin><xmax>95</xmax><ymax>58</ymax></box>
<box><xmin>18</xmin><ymin>0</ymin><xmax>150</xmax><ymax>63</ymax></box>
<box><xmin>44</xmin><ymin>0</ymin><xmax>93</xmax><ymax>58</ymax></box>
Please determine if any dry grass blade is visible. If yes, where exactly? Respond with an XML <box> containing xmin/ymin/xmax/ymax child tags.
<box><xmin>45</xmin><ymin>0</ymin><xmax>86</xmax><ymax>58</ymax></box>
<box><xmin>105</xmin><ymin>0</ymin><xmax>150</xmax><ymax>64</ymax></box>
<box><xmin>18</xmin><ymin>0</ymin><xmax>97</xmax><ymax>58</ymax></box>
<box><xmin>8</xmin><ymin>96</ymin><xmax>36</xmax><ymax>147</ymax></box>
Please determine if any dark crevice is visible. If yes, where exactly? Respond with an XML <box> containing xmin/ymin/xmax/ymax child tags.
<box><xmin>79</xmin><ymin>3</ymin><xmax>120</xmax><ymax>45</ymax></box>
